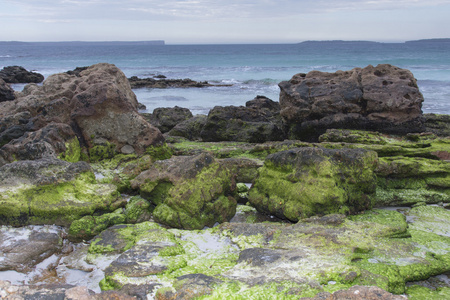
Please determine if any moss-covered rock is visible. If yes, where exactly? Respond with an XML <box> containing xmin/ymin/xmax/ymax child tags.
<box><xmin>0</xmin><ymin>159</ymin><xmax>121</xmax><ymax>226</ymax></box>
<box><xmin>248</xmin><ymin>147</ymin><xmax>377</xmax><ymax>222</ymax></box>
<box><xmin>131</xmin><ymin>152</ymin><xmax>237</xmax><ymax>229</ymax></box>
<box><xmin>68</xmin><ymin>212</ymin><xmax>127</xmax><ymax>242</ymax></box>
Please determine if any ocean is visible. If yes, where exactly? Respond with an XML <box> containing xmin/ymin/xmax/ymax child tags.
<box><xmin>1</xmin><ymin>40</ymin><xmax>449</xmax><ymax>115</ymax></box>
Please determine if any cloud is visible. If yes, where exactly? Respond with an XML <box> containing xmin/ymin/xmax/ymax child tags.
<box><xmin>4</xmin><ymin>0</ymin><xmax>449</xmax><ymax>23</ymax></box>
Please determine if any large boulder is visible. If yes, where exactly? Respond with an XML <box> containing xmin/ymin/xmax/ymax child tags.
<box><xmin>0</xmin><ymin>66</ymin><xmax>44</xmax><ymax>83</ymax></box>
<box><xmin>0</xmin><ymin>63</ymin><xmax>164</xmax><ymax>166</ymax></box>
<box><xmin>279</xmin><ymin>64</ymin><xmax>425</xmax><ymax>141</ymax></box>
<box><xmin>248</xmin><ymin>147</ymin><xmax>377</xmax><ymax>221</ymax></box>
<box><xmin>0</xmin><ymin>78</ymin><xmax>15</xmax><ymax>102</ymax></box>
<box><xmin>200</xmin><ymin>96</ymin><xmax>285</xmax><ymax>143</ymax></box>
<box><xmin>130</xmin><ymin>152</ymin><xmax>237</xmax><ymax>229</ymax></box>
<box><xmin>142</xmin><ymin>106</ymin><xmax>193</xmax><ymax>133</ymax></box>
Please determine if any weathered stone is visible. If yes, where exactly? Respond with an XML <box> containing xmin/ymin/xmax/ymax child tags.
<box><xmin>0</xmin><ymin>78</ymin><xmax>15</xmax><ymax>102</ymax></box>
<box><xmin>248</xmin><ymin>147</ymin><xmax>377</xmax><ymax>221</ymax></box>
<box><xmin>0</xmin><ymin>225</ymin><xmax>62</xmax><ymax>272</ymax></box>
<box><xmin>279</xmin><ymin>64</ymin><xmax>425</xmax><ymax>141</ymax></box>
<box><xmin>0</xmin><ymin>66</ymin><xmax>44</xmax><ymax>83</ymax></box>
<box><xmin>0</xmin><ymin>63</ymin><xmax>164</xmax><ymax>166</ymax></box>
<box><xmin>166</xmin><ymin>114</ymin><xmax>207</xmax><ymax>141</ymax></box>
<box><xmin>128</xmin><ymin>76</ymin><xmax>217</xmax><ymax>88</ymax></box>
<box><xmin>200</xmin><ymin>96</ymin><xmax>285</xmax><ymax>143</ymax></box>
<box><xmin>145</xmin><ymin>106</ymin><xmax>193</xmax><ymax>133</ymax></box>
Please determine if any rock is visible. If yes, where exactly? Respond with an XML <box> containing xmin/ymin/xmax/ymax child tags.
<box><xmin>301</xmin><ymin>285</ymin><xmax>406</xmax><ymax>299</ymax></box>
<box><xmin>69</xmin><ymin>64</ymin><xmax>164</xmax><ymax>154</ymax></box>
<box><xmin>248</xmin><ymin>147</ymin><xmax>377</xmax><ymax>221</ymax></box>
<box><xmin>156</xmin><ymin>274</ymin><xmax>222</xmax><ymax>300</ymax></box>
<box><xmin>0</xmin><ymin>63</ymin><xmax>164</xmax><ymax>166</ymax></box>
<box><xmin>128</xmin><ymin>76</ymin><xmax>216</xmax><ymax>88</ymax></box>
<box><xmin>0</xmin><ymin>225</ymin><xmax>62</xmax><ymax>272</ymax></box>
<box><xmin>279</xmin><ymin>64</ymin><xmax>425</xmax><ymax>141</ymax></box>
<box><xmin>144</xmin><ymin>106</ymin><xmax>193</xmax><ymax>133</ymax></box>
<box><xmin>0</xmin><ymin>66</ymin><xmax>44</xmax><ymax>83</ymax></box>
<box><xmin>0</xmin><ymin>158</ymin><xmax>122</xmax><ymax>226</ymax></box>
<box><xmin>68</xmin><ymin>213</ymin><xmax>127</xmax><ymax>242</ymax></box>
<box><xmin>0</xmin><ymin>78</ymin><xmax>15</xmax><ymax>102</ymax></box>
<box><xmin>200</xmin><ymin>96</ymin><xmax>285</xmax><ymax>143</ymax></box>
<box><xmin>131</xmin><ymin>152</ymin><xmax>237</xmax><ymax>229</ymax></box>
<box><xmin>166</xmin><ymin>114</ymin><xmax>207</xmax><ymax>140</ymax></box>
<box><xmin>424</xmin><ymin>113</ymin><xmax>450</xmax><ymax>137</ymax></box>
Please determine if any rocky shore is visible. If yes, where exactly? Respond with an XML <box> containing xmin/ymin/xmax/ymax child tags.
<box><xmin>0</xmin><ymin>63</ymin><xmax>449</xmax><ymax>299</ymax></box>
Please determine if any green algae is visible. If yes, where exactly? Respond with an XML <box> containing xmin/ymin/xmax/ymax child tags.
<box><xmin>89</xmin><ymin>141</ymin><xmax>117</xmax><ymax>162</ymax></box>
<box><xmin>145</xmin><ymin>143</ymin><xmax>173</xmax><ymax>161</ymax></box>
<box><xmin>406</xmin><ymin>285</ymin><xmax>450</xmax><ymax>300</ymax></box>
<box><xmin>0</xmin><ymin>171</ymin><xmax>120</xmax><ymax>226</ymax></box>
<box><xmin>59</xmin><ymin>138</ymin><xmax>81</xmax><ymax>163</ymax></box>
<box><xmin>151</xmin><ymin>162</ymin><xmax>237</xmax><ymax>229</ymax></box>
<box><xmin>249</xmin><ymin>149</ymin><xmax>376</xmax><ymax>222</ymax></box>
<box><xmin>68</xmin><ymin>212</ymin><xmax>126</xmax><ymax>242</ymax></box>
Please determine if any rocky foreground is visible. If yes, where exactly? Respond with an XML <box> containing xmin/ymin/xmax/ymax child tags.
<box><xmin>0</xmin><ymin>63</ymin><xmax>450</xmax><ymax>299</ymax></box>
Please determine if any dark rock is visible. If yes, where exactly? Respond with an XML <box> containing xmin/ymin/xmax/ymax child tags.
<box><xmin>279</xmin><ymin>64</ymin><xmax>425</xmax><ymax>141</ymax></box>
<box><xmin>200</xmin><ymin>96</ymin><xmax>285</xmax><ymax>143</ymax></box>
<box><xmin>156</xmin><ymin>274</ymin><xmax>222</xmax><ymax>300</ymax></box>
<box><xmin>167</xmin><ymin>114</ymin><xmax>207</xmax><ymax>141</ymax></box>
<box><xmin>424</xmin><ymin>113</ymin><xmax>450</xmax><ymax>137</ymax></box>
<box><xmin>0</xmin><ymin>78</ymin><xmax>15</xmax><ymax>102</ymax></box>
<box><xmin>0</xmin><ymin>66</ymin><xmax>44</xmax><ymax>83</ymax></box>
<box><xmin>128</xmin><ymin>76</ymin><xmax>217</xmax><ymax>88</ymax></box>
<box><xmin>147</xmin><ymin>106</ymin><xmax>193</xmax><ymax>133</ymax></box>
<box><xmin>65</xmin><ymin>66</ymin><xmax>89</xmax><ymax>76</ymax></box>
<box><xmin>237</xmin><ymin>248</ymin><xmax>282</xmax><ymax>266</ymax></box>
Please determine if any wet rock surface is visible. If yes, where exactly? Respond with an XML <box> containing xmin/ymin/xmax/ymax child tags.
<box><xmin>1</xmin><ymin>64</ymin><xmax>450</xmax><ymax>299</ymax></box>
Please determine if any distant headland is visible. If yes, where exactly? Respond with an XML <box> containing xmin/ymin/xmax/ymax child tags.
<box><xmin>0</xmin><ymin>40</ymin><xmax>165</xmax><ymax>46</ymax></box>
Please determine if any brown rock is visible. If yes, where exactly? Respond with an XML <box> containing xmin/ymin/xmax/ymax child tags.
<box><xmin>279</xmin><ymin>64</ymin><xmax>425</xmax><ymax>141</ymax></box>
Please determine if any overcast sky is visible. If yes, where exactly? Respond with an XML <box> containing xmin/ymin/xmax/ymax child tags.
<box><xmin>1</xmin><ymin>0</ymin><xmax>449</xmax><ymax>44</ymax></box>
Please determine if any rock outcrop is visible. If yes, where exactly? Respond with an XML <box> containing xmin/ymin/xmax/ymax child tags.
<box><xmin>131</xmin><ymin>152</ymin><xmax>237</xmax><ymax>229</ymax></box>
<box><xmin>248</xmin><ymin>147</ymin><xmax>377</xmax><ymax>221</ymax></box>
<box><xmin>200</xmin><ymin>96</ymin><xmax>285</xmax><ymax>143</ymax></box>
<box><xmin>142</xmin><ymin>106</ymin><xmax>193</xmax><ymax>133</ymax></box>
<box><xmin>128</xmin><ymin>76</ymin><xmax>216</xmax><ymax>88</ymax></box>
<box><xmin>0</xmin><ymin>63</ymin><xmax>164</xmax><ymax>166</ymax></box>
<box><xmin>0</xmin><ymin>66</ymin><xmax>44</xmax><ymax>83</ymax></box>
<box><xmin>279</xmin><ymin>64</ymin><xmax>425</xmax><ymax>141</ymax></box>
<box><xmin>0</xmin><ymin>78</ymin><xmax>15</xmax><ymax>102</ymax></box>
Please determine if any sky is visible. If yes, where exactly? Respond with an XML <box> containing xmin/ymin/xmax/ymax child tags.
<box><xmin>1</xmin><ymin>0</ymin><xmax>450</xmax><ymax>44</ymax></box>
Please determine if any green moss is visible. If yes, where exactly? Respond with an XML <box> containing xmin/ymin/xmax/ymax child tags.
<box><xmin>0</xmin><ymin>171</ymin><xmax>120</xmax><ymax>226</ymax></box>
<box><xmin>197</xmin><ymin>281</ymin><xmax>322</xmax><ymax>300</ymax></box>
<box><xmin>406</xmin><ymin>285</ymin><xmax>450</xmax><ymax>300</ymax></box>
<box><xmin>375</xmin><ymin>187</ymin><xmax>449</xmax><ymax>207</ymax></box>
<box><xmin>140</xmin><ymin>181</ymin><xmax>173</xmax><ymax>205</ymax></box>
<box><xmin>68</xmin><ymin>213</ymin><xmax>126</xmax><ymax>241</ymax></box>
<box><xmin>89</xmin><ymin>141</ymin><xmax>117</xmax><ymax>162</ymax></box>
<box><xmin>145</xmin><ymin>143</ymin><xmax>173</xmax><ymax>161</ymax></box>
<box><xmin>348</xmin><ymin>209</ymin><xmax>409</xmax><ymax>238</ymax></box>
<box><xmin>248</xmin><ymin>152</ymin><xmax>376</xmax><ymax>221</ymax></box>
<box><xmin>58</xmin><ymin>138</ymin><xmax>81</xmax><ymax>163</ymax></box>
<box><xmin>123</xmin><ymin>196</ymin><xmax>153</xmax><ymax>223</ymax></box>
<box><xmin>152</xmin><ymin>162</ymin><xmax>236</xmax><ymax>229</ymax></box>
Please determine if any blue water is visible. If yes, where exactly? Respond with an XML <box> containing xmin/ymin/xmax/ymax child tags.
<box><xmin>1</xmin><ymin>41</ymin><xmax>449</xmax><ymax>115</ymax></box>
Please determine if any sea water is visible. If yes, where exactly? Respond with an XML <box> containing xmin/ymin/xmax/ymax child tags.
<box><xmin>1</xmin><ymin>41</ymin><xmax>449</xmax><ymax>115</ymax></box>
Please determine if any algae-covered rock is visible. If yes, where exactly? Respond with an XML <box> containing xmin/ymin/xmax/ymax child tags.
<box><xmin>0</xmin><ymin>158</ymin><xmax>121</xmax><ymax>226</ymax></box>
<box><xmin>248</xmin><ymin>147</ymin><xmax>377</xmax><ymax>221</ymax></box>
<box><xmin>68</xmin><ymin>212</ymin><xmax>127</xmax><ymax>242</ymax></box>
<box><xmin>131</xmin><ymin>152</ymin><xmax>237</xmax><ymax>229</ymax></box>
